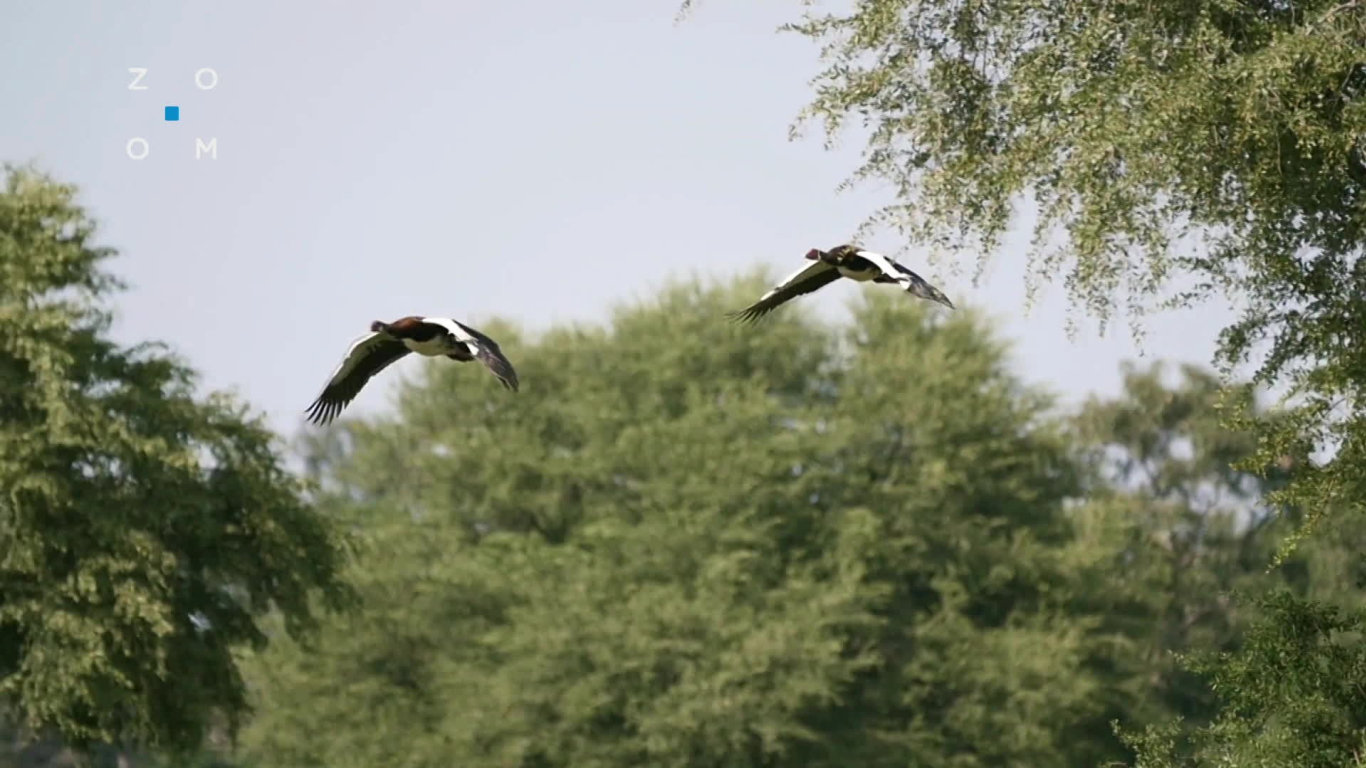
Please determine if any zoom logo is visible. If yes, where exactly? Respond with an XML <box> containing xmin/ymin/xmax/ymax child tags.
<box><xmin>126</xmin><ymin>67</ymin><xmax>219</xmax><ymax>160</ymax></box>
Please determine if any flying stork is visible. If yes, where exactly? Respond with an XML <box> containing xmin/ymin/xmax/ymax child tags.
<box><xmin>728</xmin><ymin>244</ymin><xmax>954</xmax><ymax>323</ymax></box>
<box><xmin>305</xmin><ymin>315</ymin><xmax>519</xmax><ymax>426</ymax></box>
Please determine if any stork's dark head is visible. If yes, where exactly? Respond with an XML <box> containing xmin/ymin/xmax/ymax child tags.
<box><xmin>371</xmin><ymin>320</ymin><xmax>389</xmax><ymax>333</ymax></box>
<box><xmin>806</xmin><ymin>244</ymin><xmax>861</xmax><ymax>264</ymax></box>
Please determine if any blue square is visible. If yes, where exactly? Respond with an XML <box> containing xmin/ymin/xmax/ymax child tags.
<box><xmin>164</xmin><ymin>106</ymin><xmax>180</xmax><ymax>121</ymax></box>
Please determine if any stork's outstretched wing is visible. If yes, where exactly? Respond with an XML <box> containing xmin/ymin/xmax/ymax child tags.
<box><xmin>305</xmin><ymin>332</ymin><xmax>411</xmax><ymax>425</ymax></box>
<box><xmin>449</xmin><ymin>320</ymin><xmax>520</xmax><ymax>392</ymax></box>
<box><xmin>727</xmin><ymin>261</ymin><xmax>842</xmax><ymax>324</ymax></box>
<box><xmin>863</xmin><ymin>251</ymin><xmax>956</xmax><ymax>308</ymax></box>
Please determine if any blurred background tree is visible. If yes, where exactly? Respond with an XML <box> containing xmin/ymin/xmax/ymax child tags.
<box><xmin>235</xmin><ymin>278</ymin><xmax>1349</xmax><ymax>768</ymax></box>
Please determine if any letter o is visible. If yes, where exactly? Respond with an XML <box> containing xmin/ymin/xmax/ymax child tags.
<box><xmin>126</xmin><ymin>138</ymin><xmax>149</xmax><ymax>160</ymax></box>
<box><xmin>195</xmin><ymin>68</ymin><xmax>219</xmax><ymax>90</ymax></box>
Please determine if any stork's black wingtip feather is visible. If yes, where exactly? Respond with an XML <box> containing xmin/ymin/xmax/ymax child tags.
<box><xmin>304</xmin><ymin>398</ymin><xmax>341</xmax><ymax>427</ymax></box>
<box><xmin>728</xmin><ymin>311</ymin><xmax>768</xmax><ymax>325</ymax></box>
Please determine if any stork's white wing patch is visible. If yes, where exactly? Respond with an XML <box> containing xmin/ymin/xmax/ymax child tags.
<box><xmin>324</xmin><ymin>331</ymin><xmax>386</xmax><ymax>385</ymax></box>
<box><xmin>854</xmin><ymin>249</ymin><xmax>911</xmax><ymax>283</ymax></box>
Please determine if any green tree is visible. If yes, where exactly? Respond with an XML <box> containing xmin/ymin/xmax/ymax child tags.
<box><xmin>241</xmin><ymin>278</ymin><xmax>1191</xmax><ymax>768</ymax></box>
<box><xmin>1124</xmin><ymin>591</ymin><xmax>1366</xmax><ymax>768</ymax></box>
<box><xmin>0</xmin><ymin>166</ymin><xmax>351</xmax><ymax>757</ymax></box>
<box><xmin>741</xmin><ymin>0</ymin><xmax>1365</xmax><ymax>539</ymax></box>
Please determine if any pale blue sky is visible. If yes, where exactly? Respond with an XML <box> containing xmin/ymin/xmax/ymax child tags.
<box><xmin>1</xmin><ymin>1</ymin><xmax>1234</xmax><ymax>438</ymax></box>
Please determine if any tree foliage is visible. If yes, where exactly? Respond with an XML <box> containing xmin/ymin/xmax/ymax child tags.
<box><xmin>764</xmin><ymin>0</ymin><xmax>1365</xmax><ymax>540</ymax></box>
<box><xmin>0</xmin><ymin>166</ymin><xmax>351</xmax><ymax>756</ymax></box>
<box><xmin>730</xmin><ymin>1</ymin><xmax>1366</xmax><ymax>762</ymax></box>
<box><xmin>1125</xmin><ymin>591</ymin><xmax>1366</xmax><ymax>768</ymax></box>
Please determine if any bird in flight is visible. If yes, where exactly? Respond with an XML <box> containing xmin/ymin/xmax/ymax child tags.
<box><xmin>305</xmin><ymin>315</ymin><xmax>518</xmax><ymax>426</ymax></box>
<box><xmin>727</xmin><ymin>244</ymin><xmax>955</xmax><ymax>323</ymax></box>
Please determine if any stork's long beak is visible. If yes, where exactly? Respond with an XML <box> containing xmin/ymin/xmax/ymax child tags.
<box><xmin>936</xmin><ymin>294</ymin><xmax>955</xmax><ymax>310</ymax></box>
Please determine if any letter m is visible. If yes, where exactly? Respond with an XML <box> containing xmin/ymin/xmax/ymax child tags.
<box><xmin>195</xmin><ymin>138</ymin><xmax>218</xmax><ymax>160</ymax></box>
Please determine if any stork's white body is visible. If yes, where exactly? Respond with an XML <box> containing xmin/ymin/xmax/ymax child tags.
<box><xmin>400</xmin><ymin>317</ymin><xmax>477</xmax><ymax>356</ymax></box>
<box><xmin>837</xmin><ymin>264</ymin><xmax>882</xmax><ymax>282</ymax></box>
<box><xmin>402</xmin><ymin>336</ymin><xmax>462</xmax><ymax>356</ymax></box>
<box><xmin>839</xmin><ymin>250</ymin><xmax>910</xmax><ymax>286</ymax></box>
